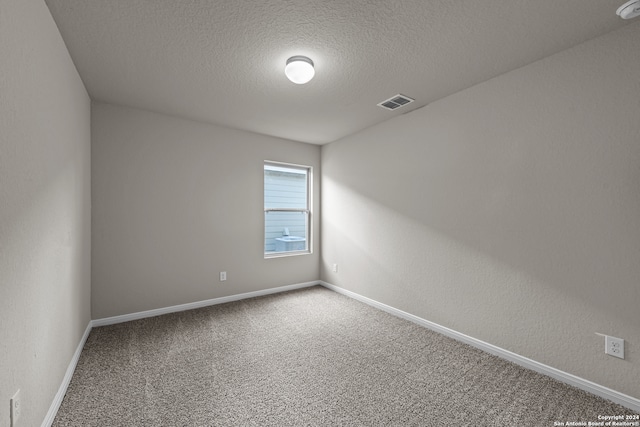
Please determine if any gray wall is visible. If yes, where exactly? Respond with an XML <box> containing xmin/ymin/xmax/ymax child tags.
<box><xmin>321</xmin><ymin>22</ymin><xmax>640</xmax><ymax>399</ymax></box>
<box><xmin>0</xmin><ymin>0</ymin><xmax>91</xmax><ymax>425</ymax></box>
<box><xmin>91</xmin><ymin>103</ymin><xmax>320</xmax><ymax>318</ymax></box>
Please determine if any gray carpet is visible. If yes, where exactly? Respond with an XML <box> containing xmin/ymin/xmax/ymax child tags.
<box><xmin>53</xmin><ymin>286</ymin><xmax>636</xmax><ymax>426</ymax></box>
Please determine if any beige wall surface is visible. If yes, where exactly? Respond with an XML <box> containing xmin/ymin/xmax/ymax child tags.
<box><xmin>0</xmin><ymin>0</ymin><xmax>91</xmax><ymax>425</ymax></box>
<box><xmin>91</xmin><ymin>103</ymin><xmax>320</xmax><ymax>319</ymax></box>
<box><xmin>321</xmin><ymin>22</ymin><xmax>640</xmax><ymax>399</ymax></box>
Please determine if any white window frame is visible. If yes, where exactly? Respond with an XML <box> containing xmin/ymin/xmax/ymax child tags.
<box><xmin>264</xmin><ymin>161</ymin><xmax>312</xmax><ymax>258</ymax></box>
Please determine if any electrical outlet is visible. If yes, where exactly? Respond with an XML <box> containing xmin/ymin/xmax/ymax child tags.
<box><xmin>332</xmin><ymin>264</ymin><xmax>338</xmax><ymax>273</ymax></box>
<box><xmin>605</xmin><ymin>335</ymin><xmax>624</xmax><ymax>359</ymax></box>
<box><xmin>10</xmin><ymin>389</ymin><xmax>21</xmax><ymax>426</ymax></box>
<box><xmin>219</xmin><ymin>271</ymin><xmax>227</xmax><ymax>282</ymax></box>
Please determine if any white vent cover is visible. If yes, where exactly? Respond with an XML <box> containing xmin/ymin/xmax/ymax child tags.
<box><xmin>377</xmin><ymin>94</ymin><xmax>415</xmax><ymax>110</ymax></box>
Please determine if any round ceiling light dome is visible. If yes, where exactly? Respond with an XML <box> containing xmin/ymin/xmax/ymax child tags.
<box><xmin>285</xmin><ymin>56</ymin><xmax>315</xmax><ymax>84</ymax></box>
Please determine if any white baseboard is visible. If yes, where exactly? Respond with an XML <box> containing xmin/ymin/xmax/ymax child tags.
<box><xmin>92</xmin><ymin>280</ymin><xmax>320</xmax><ymax>327</ymax></box>
<box><xmin>41</xmin><ymin>322</ymin><xmax>92</xmax><ymax>427</ymax></box>
<box><xmin>319</xmin><ymin>281</ymin><xmax>640</xmax><ymax>413</ymax></box>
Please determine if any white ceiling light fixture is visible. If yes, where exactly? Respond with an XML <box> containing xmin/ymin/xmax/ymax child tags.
<box><xmin>285</xmin><ymin>56</ymin><xmax>315</xmax><ymax>84</ymax></box>
<box><xmin>617</xmin><ymin>0</ymin><xmax>640</xmax><ymax>19</ymax></box>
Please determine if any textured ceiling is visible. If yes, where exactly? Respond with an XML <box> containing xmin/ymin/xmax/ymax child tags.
<box><xmin>45</xmin><ymin>0</ymin><xmax>630</xmax><ymax>144</ymax></box>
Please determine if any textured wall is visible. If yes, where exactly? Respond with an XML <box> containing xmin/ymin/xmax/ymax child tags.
<box><xmin>321</xmin><ymin>22</ymin><xmax>640</xmax><ymax>399</ymax></box>
<box><xmin>0</xmin><ymin>0</ymin><xmax>91</xmax><ymax>425</ymax></box>
<box><xmin>91</xmin><ymin>103</ymin><xmax>320</xmax><ymax>318</ymax></box>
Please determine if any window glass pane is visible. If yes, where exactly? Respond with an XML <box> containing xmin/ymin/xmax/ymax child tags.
<box><xmin>264</xmin><ymin>162</ymin><xmax>310</xmax><ymax>256</ymax></box>
<box><xmin>264</xmin><ymin>211</ymin><xmax>308</xmax><ymax>253</ymax></box>
<box><xmin>264</xmin><ymin>165</ymin><xmax>307</xmax><ymax>209</ymax></box>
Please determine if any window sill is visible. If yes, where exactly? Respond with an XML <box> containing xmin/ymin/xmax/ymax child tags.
<box><xmin>264</xmin><ymin>250</ymin><xmax>312</xmax><ymax>259</ymax></box>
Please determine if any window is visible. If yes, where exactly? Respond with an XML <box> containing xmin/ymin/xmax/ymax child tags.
<box><xmin>264</xmin><ymin>161</ymin><xmax>311</xmax><ymax>257</ymax></box>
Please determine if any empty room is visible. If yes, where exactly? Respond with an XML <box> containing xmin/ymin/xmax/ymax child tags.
<box><xmin>2</xmin><ymin>0</ymin><xmax>640</xmax><ymax>425</ymax></box>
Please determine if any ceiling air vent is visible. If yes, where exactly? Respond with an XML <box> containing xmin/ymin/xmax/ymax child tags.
<box><xmin>377</xmin><ymin>94</ymin><xmax>414</xmax><ymax>111</ymax></box>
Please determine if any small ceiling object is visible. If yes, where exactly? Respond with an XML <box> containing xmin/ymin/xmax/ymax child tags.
<box><xmin>617</xmin><ymin>0</ymin><xmax>640</xmax><ymax>19</ymax></box>
<box><xmin>285</xmin><ymin>56</ymin><xmax>315</xmax><ymax>84</ymax></box>
<box><xmin>377</xmin><ymin>94</ymin><xmax>415</xmax><ymax>111</ymax></box>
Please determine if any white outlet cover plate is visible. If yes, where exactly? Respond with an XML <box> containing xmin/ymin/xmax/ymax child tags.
<box><xmin>11</xmin><ymin>389</ymin><xmax>21</xmax><ymax>426</ymax></box>
<box><xmin>605</xmin><ymin>335</ymin><xmax>625</xmax><ymax>359</ymax></box>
